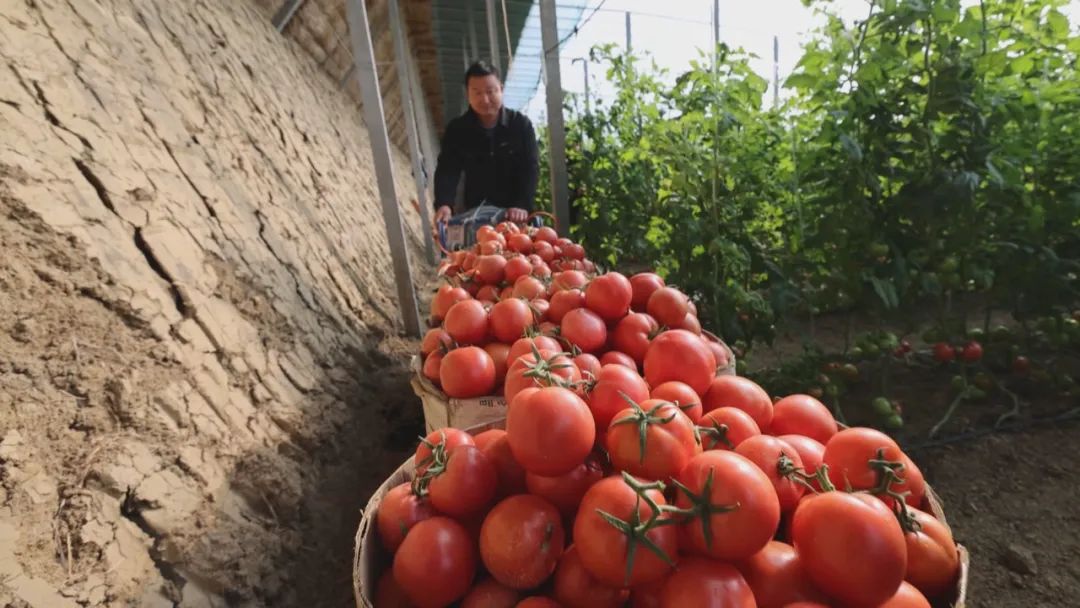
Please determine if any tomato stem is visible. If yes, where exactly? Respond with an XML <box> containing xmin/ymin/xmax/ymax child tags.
<box><xmin>664</xmin><ymin>469</ymin><xmax>740</xmax><ymax>550</ymax></box>
<box><xmin>612</xmin><ymin>393</ymin><xmax>678</xmax><ymax>464</ymax></box>
<box><xmin>594</xmin><ymin>472</ymin><xmax>677</xmax><ymax>586</ymax></box>
<box><xmin>695</xmin><ymin>422</ymin><xmax>735</xmax><ymax>451</ymax></box>
<box><xmin>864</xmin><ymin>447</ymin><xmax>921</xmax><ymax>533</ymax></box>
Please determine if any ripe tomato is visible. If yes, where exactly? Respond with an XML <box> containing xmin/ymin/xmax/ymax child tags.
<box><xmin>904</xmin><ymin>507</ymin><xmax>959</xmax><ymax>598</ymax></box>
<box><xmin>462</xmin><ymin>577</ymin><xmax>521</xmax><ymax>608</ymax></box>
<box><xmin>563</xmin><ymin>243</ymin><xmax>586</xmax><ymax>260</ymax></box>
<box><xmin>675</xmin><ymin>313</ymin><xmax>702</xmax><ymax>335</ymax></box>
<box><xmin>515</xmin><ymin>598</ymin><xmax>560</xmax><ymax>608</ymax></box>
<box><xmin>513</xmin><ymin>276</ymin><xmax>547</xmax><ymax>300</ymax></box>
<box><xmin>377</xmin><ymin>483</ymin><xmax>435</xmax><ymax>552</ymax></box>
<box><xmin>697</xmin><ymin>407</ymin><xmax>761</xmax><ymax>451</ymax></box>
<box><xmin>573</xmin><ymin>352</ymin><xmax>602</xmax><ymax>379</ymax></box>
<box><xmin>823</xmin><ymin>428</ymin><xmax>923</xmax><ymax>504</ymax></box>
<box><xmin>659</xmin><ymin>558</ymin><xmax>754</xmax><ymax>608</ymax></box>
<box><xmin>878</xmin><ymin>581</ymin><xmax>932</xmax><ymax>608</ymax></box>
<box><xmin>574</xmin><ymin>474</ymin><xmax>679</xmax><ymax>587</ymax></box>
<box><xmin>507</xmin><ymin>386</ymin><xmax>596</xmax><ymax>476</ymax></box>
<box><xmin>476</xmin><ymin>254</ymin><xmax>508</xmax><ymax>284</ymax></box>
<box><xmin>554</xmin><ymin>544</ymin><xmax>629</xmax><ymax>608</ymax></box>
<box><xmin>394</xmin><ymin>517</ymin><xmax>476</xmax><ymax>607</ymax></box>
<box><xmin>562</xmin><ymin>308</ymin><xmax>608</xmax><ymax>354</ymax></box>
<box><xmin>525</xmin><ymin>457</ymin><xmax>605</xmax><ymax>517</ymax></box>
<box><xmin>673</xmin><ymin>450</ymin><xmax>780</xmax><ymax>561</ymax></box>
<box><xmin>737</xmin><ymin>541</ymin><xmax>827</xmax><ymax>608</ymax></box>
<box><xmin>961</xmin><ymin>340</ymin><xmax>983</xmax><ymax>363</ymax></box>
<box><xmin>480</xmin><ymin>240</ymin><xmax>505</xmax><ymax>256</ymax></box>
<box><xmin>481</xmin><ymin>431</ymin><xmax>528</xmax><ymax>497</ymax></box>
<box><xmin>499</xmin><ymin>286</ymin><xmax>515</xmax><ymax>301</ymax></box>
<box><xmin>445</xmin><ymin>299</ymin><xmax>490</xmax><ymax>345</ymax></box>
<box><xmin>701</xmin><ymin>376</ymin><xmax>774</xmax><ymax>432</ymax></box>
<box><xmin>552</xmin><ymin>270</ymin><xmax>588</xmax><ymax>293</ymax></box>
<box><xmin>508</xmin><ymin>233</ymin><xmax>534</xmax><ymax>254</ymax></box>
<box><xmin>613</xmin><ymin>313</ymin><xmax>659</xmax><ymax>365</ymax></box>
<box><xmin>375</xmin><ymin>569</ymin><xmax>414</xmax><ymax>607</ymax></box>
<box><xmin>504</xmin><ymin>350</ymin><xmax>581</xmax><ymax>404</ymax></box>
<box><xmin>548</xmin><ymin>289</ymin><xmax>585</xmax><ymax>323</ymax></box>
<box><xmin>490</xmin><ymin>298</ymin><xmax>534</xmax><ymax>343</ymax></box>
<box><xmin>629</xmin><ymin>579</ymin><xmax>665</xmax><ymax>608</ymax></box>
<box><xmin>508</xmin><ymin>335</ymin><xmax>562</xmax><ymax>366</ymax></box>
<box><xmin>427</xmin><ymin>444</ymin><xmax>497</xmax><ymax>518</ymax></box>
<box><xmin>505</xmin><ymin>256</ymin><xmax>534</xmax><ymax>284</ymax></box>
<box><xmin>933</xmin><ymin>342</ymin><xmax>955</xmax><ymax>363</ymax></box>
<box><xmin>599</xmin><ymin>350</ymin><xmax>637</xmax><ymax>370</ymax></box>
<box><xmin>585</xmin><ymin>272</ymin><xmax>633</xmax><ymax>321</ymax></box>
<box><xmin>476</xmin><ymin>284</ymin><xmax>501</xmax><ymax>304</ymax></box>
<box><xmin>585</xmin><ymin>364</ymin><xmax>651</xmax><ymax>433</ymax></box>
<box><xmin>421</xmin><ymin>328</ymin><xmax>454</xmax><ymax>357</ymax></box>
<box><xmin>776</xmin><ymin>435</ymin><xmax>825</xmax><ymax>490</ymax></box>
<box><xmin>647</xmin><ymin>287</ymin><xmax>689</xmax><ymax>327</ymax></box>
<box><xmin>606</xmin><ymin>400</ymin><xmax>699</xmax><ymax>482</ymax></box>
<box><xmin>476</xmin><ymin>225</ymin><xmax>500</xmax><ymax>243</ymax></box>
<box><xmin>629</xmin><ymin>272</ymin><xmax>665</xmax><ymax>312</ymax></box>
<box><xmin>769</xmin><ymin>394</ymin><xmax>837</xmax><ymax>445</ymax></box>
<box><xmin>415</xmin><ymin>428</ymin><xmax>475</xmax><ymax>475</ymax></box>
<box><xmin>650</xmin><ymin>381</ymin><xmax>703</xmax><ymax>423</ymax></box>
<box><xmin>791</xmin><ymin>492</ymin><xmax>907</xmax><ymax>606</ymax></box>
<box><xmin>480</xmin><ymin>495</ymin><xmax>565</xmax><ymax>589</ymax></box>
<box><xmin>534</xmin><ymin>240</ymin><xmax>556</xmax><ymax>262</ymax></box>
<box><xmin>644</xmin><ymin>329</ymin><xmax>717</xmax><ymax>395</ymax></box>
<box><xmin>735</xmin><ymin>435</ymin><xmax>806</xmax><ymax>513</ymax></box>
<box><xmin>473</xmin><ymin>429</ymin><xmax>506</xmax><ymax>451</ymax></box>
<box><xmin>533</xmin><ymin>226</ymin><xmax>558</xmax><ymax>244</ymax></box>
<box><xmin>422</xmin><ymin>351</ymin><xmax>444</xmax><ymax>384</ymax></box>
<box><xmin>432</xmin><ymin>284</ymin><xmax>470</xmax><ymax>320</ymax></box>
<box><xmin>440</xmin><ymin>346</ymin><xmax>497</xmax><ymax>398</ymax></box>
<box><xmin>483</xmin><ymin>343</ymin><xmax>511</xmax><ymax>387</ymax></box>
<box><xmin>531</xmin><ymin>298</ymin><xmax>550</xmax><ymax>323</ymax></box>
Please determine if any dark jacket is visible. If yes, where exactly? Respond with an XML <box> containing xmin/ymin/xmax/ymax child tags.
<box><xmin>434</xmin><ymin>107</ymin><xmax>539</xmax><ymax>212</ymax></box>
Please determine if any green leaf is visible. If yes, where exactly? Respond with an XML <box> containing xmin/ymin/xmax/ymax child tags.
<box><xmin>839</xmin><ymin>134</ymin><xmax>863</xmax><ymax>161</ymax></box>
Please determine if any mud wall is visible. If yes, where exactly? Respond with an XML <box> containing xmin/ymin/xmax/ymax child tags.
<box><xmin>1</xmin><ymin>0</ymin><xmax>432</xmax><ymax>605</ymax></box>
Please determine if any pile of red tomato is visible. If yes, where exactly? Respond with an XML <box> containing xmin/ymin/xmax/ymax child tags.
<box><xmin>377</xmin><ymin>222</ymin><xmax>961</xmax><ymax>608</ymax></box>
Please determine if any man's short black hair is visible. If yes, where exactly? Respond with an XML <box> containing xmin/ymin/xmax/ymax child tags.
<box><xmin>464</xmin><ymin>60</ymin><xmax>501</xmax><ymax>86</ymax></box>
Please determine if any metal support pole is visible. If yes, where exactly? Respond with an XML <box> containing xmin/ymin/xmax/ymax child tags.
<box><xmin>389</xmin><ymin>0</ymin><xmax>436</xmax><ymax>265</ymax></box>
<box><xmin>467</xmin><ymin>0</ymin><xmax>480</xmax><ymax>62</ymax></box>
<box><xmin>540</xmin><ymin>0</ymin><xmax>570</xmax><ymax>236</ymax></box>
<box><xmin>713</xmin><ymin>0</ymin><xmax>720</xmax><ymax>56</ymax></box>
<box><xmin>572</xmin><ymin>57</ymin><xmax>590</xmax><ymax>116</ymax></box>
<box><xmin>773</xmin><ymin>35</ymin><xmax>780</xmax><ymax>109</ymax></box>
<box><xmin>345</xmin><ymin>0</ymin><xmax>422</xmax><ymax>337</ymax></box>
<box><xmin>485</xmin><ymin>0</ymin><xmax>501</xmax><ymax>72</ymax></box>
<box><xmin>271</xmin><ymin>0</ymin><xmax>307</xmax><ymax>32</ymax></box>
<box><xmin>625</xmin><ymin>12</ymin><xmax>632</xmax><ymax>53</ymax></box>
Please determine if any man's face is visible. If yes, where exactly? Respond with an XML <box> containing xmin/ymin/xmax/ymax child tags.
<box><xmin>467</xmin><ymin>74</ymin><xmax>503</xmax><ymax>120</ymax></box>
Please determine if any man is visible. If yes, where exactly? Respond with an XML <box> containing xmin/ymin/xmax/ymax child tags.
<box><xmin>434</xmin><ymin>61</ymin><xmax>539</xmax><ymax>225</ymax></box>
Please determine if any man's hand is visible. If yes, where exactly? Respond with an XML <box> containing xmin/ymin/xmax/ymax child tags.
<box><xmin>506</xmin><ymin>207</ymin><xmax>528</xmax><ymax>224</ymax></box>
<box><xmin>434</xmin><ymin>205</ymin><xmax>452</xmax><ymax>224</ymax></box>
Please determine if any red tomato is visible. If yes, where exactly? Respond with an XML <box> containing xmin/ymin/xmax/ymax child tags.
<box><xmin>531</xmin><ymin>298</ymin><xmax>550</xmax><ymax>323</ymax></box>
<box><xmin>482</xmin><ymin>343</ymin><xmax>511</xmax><ymax>387</ymax></box>
<box><xmin>735</xmin><ymin>436</ymin><xmax>806</xmax><ymax>513</ymax></box>
<box><xmin>480</xmin><ymin>240</ymin><xmax>505</xmax><ymax>256</ymax></box>
<box><xmin>476</xmin><ymin>225</ymin><xmax>500</xmax><ymax>243</ymax></box>
<box><xmin>507</xmin><ymin>386</ymin><xmax>596</xmax><ymax>476</ymax></box>
<box><xmin>599</xmin><ymin>350</ymin><xmax>637</xmax><ymax>369</ymax></box>
<box><xmin>554</xmin><ymin>545</ymin><xmax>629</xmax><ymax>608</ymax></box>
<box><xmin>791</xmin><ymin>492</ymin><xmax>907</xmax><ymax>606</ymax></box>
<box><xmin>375</xmin><ymin>569</ymin><xmax>415</xmax><ymax>607</ymax></box>
<box><xmin>445</xmin><ymin>300</ymin><xmax>490</xmax><ymax>345</ymax></box>
<box><xmin>879</xmin><ymin>581</ymin><xmax>932</xmax><ymax>608</ymax></box>
<box><xmin>535</xmin><ymin>226</ymin><xmax>559</xmax><ymax>244</ymax></box>
<box><xmin>737</xmin><ymin>541</ymin><xmax>827</xmax><ymax>608</ymax></box>
<box><xmin>776</xmin><ymin>435</ymin><xmax>825</xmax><ymax>490</ymax></box>
<box><xmin>675</xmin><ymin>313</ymin><xmax>702</xmax><ymax>335</ymax></box>
<box><xmin>473</xmin><ymin>429</ymin><xmax>506</xmax><ymax>451</ymax></box>
<box><xmin>562</xmin><ymin>308</ymin><xmax>608</xmax><ymax>353</ymax></box>
<box><xmin>629</xmin><ymin>272</ymin><xmax>665</xmax><ymax>312</ymax></box>
<box><xmin>585</xmin><ymin>364</ymin><xmax>651</xmax><ymax>433</ymax></box>
<box><xmin>673</xmin><ymin>450</ymin><xmax>780</xmax><ymax>561</ymax></box>
<box><xmin>563</xmin><ymin>243</ymin><xmax>586</xmax><ymax>260</ymax></box>
<box><xmin>896</xmin><ymin>454</ymin><xmax>927</xmax><ymax>508</ymax></box>
<box><xmin>702</xmin><ymin>376</ymin><xmax>774</xmax><ymax>432</ymax></box>
<box><xmin>644</xmin><ymin>329</ymin><xmax>717</xmax><ymax>395</ymax></box>
<box><xmin>477</xmin><ymin>284</ymin><xmax>501</xmax><ymax>304</ymax></box>
<box><xmin>515</xmin><ymin>598</ymin><xmax>560</xmax><ymax>608</ymax></box>
<box><xmin>646</xmin><ymin>287</ymin><xmax>689</xmax><ymax>327</ymax></box>
<box><xmin>534</xmin><ymin>240</ymin><xmax>556</xmax><ymax>262</ymax></box>
<box><xmin>697</xmin><ymin>407</ymin><xmax>761</xmax><ymax>451</ymax></box>
<box><xmin>659</xmin><ymin>558</ymin><xmax>754</xmax><ymax>608</ymax></box>
<box><xmin>823</xmin><ymin>428</ymin><xmax>924</xmax><ymax>504</ymax></box>
<box><xmin>933</xmin><ymin>342</ymin><xmax>955</xmax><ymax>363</ymax></box>
<box><xmin>650</xmin><ymin>381</ymin><xmax>703</xmax><ymax>423</ymax></box>
<box><xmin>552</xmin><ymin>270</ymin><xmax>588</xmax><ymax>293</ymax></box>
<box><xmin>394</xmin><ymin>517</ymin><xmax>476</xmax><ymax>608</ymax></box>
<box><xmin>480</xmin><ymin>495</ymin><xmax>565</xmax><ymax>589</ymax></box>
<box><xmin>505</xmin><ymin>256</ymin><xmax>534</xmax><ymax>283</ymax></box>
<box><xmin>904</xmin><ymin>507</ymin><xmax>959</xmax><ymax>598</ymax></box>
<box><xmin>481</xmin><ymin>432</ymin><xmax>528</xmax><ymax>497</ymax></box>
<box><xmin>422</xmin><ymin>351</ymin><xmax>444</xmax><ymax>385</ymax></box>
<box><xmin>377</xmin><ymin>483</ymin><xmax>435</xmax><ymax>552</ymax></box>
<box><xmin>513</xmin><ymin>276</ymin><xmax>547</xmax><ymax>300</ymax></box>
<box><xmin>525</xmin><ymin>457</ymin><xmax>605</xmax><ymax>517</ymax></box>
<box><xmin>421</xmin><ymin>328</ymin><xmax>454</xmax><ymax>357</ymax></box>
<box><xmin>574</xmin><ymin>353</ymin><xmax>602</xmax><ymax>380</ymax></box>
<box><xmin>613</xmin><ymin>313</ymin><xmax>660</xmax><ymax>365</ymax></box>
<box><xmin>782</xmin><ymin>603</ymin><xmax>829</xmax><ymax>608</ymax></box>
<box><xmin>606</xmin><ymin>400</ymin><xmax>699</xmax><ymax>482</ymax></box>
<box><xmin>548</xmin><ymin>289</ymin><xmax>585</xmax><ymax>323</ymax></box>
<box><xmin>428</xmin><ymin>445</ymin><xmax>497</xmax><ymax>518</ymax></box>
<box><xmin>475</xmin><ymin>254</ymin><xmax>508</xmax><ymax>284</ymax></box>
<box><xmin>508</xmin><ymin>335</ymin><xmax>562</xmax><ymax>365</ymax></box>
<box><xmin>505</xmin><ymin>350</ymin><xmax>581</xmax><ymax>404</ymax></box>
<box><xmin>961</xmin><ymin>340</ymin><xmax>983</xmax><ymax>363</ymax></box>
<box><xmin>490</xmin><ymin>298</ymin><xmax>534</xmax><ymax>343</ymax></box>
<box><xmin>415</xmin><ymin>428</ymin><xmax>475</xmax><ymax>475</ymax></box>
<box><xmin>585</xmin><ymin>272</ymin><xmax>633</xmax><ymax>321</ymax></box>
<box><xmin>441</xmin><ymin>346</ymin><xmax>497</xmax><ymax>398</ymax></box>
<box><xmin>769</xmin><ymin>394</ymin><xmax>837</xmax><ymax>445</ymax></box>
<box><xmin>574</xmin><ymin>474</ymin><xmax>679</xmax><ymax>587</ymax></box>
<box><xmin>508</xmin><ymin>233</ymin><xmax>534</xmax><ymax>254</ymax></box>
<box><xmin>703</xmin><ymin>340</ymin><xmax>731</xmax><ymax>372</ymax></box>
<box><xmin>432</xmin><ymin>284</ymin><xmax>470</xmax><ymax>320</ymax></box>
<box><xmin>629</xmin><ymin>579</ymin><xmax>665</xmax><ymax>608</ymax></box>
<box><xmin>462</xmin><ymin>577</ymin><xmax>521</xmax><ymax>608</ymax></box>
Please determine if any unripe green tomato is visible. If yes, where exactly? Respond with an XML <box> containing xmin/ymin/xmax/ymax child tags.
<box><xmin>871</xmin><ymin>397</ymin><xmax>893</xmax><ymax>417</ymax></box>
<box><xmin>884</xmin><ymin>414</ymin><xmax>904</xmax><ymax>429</ymax></box>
